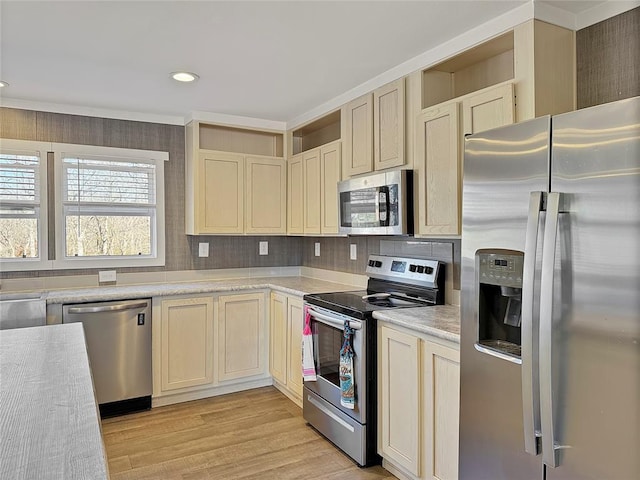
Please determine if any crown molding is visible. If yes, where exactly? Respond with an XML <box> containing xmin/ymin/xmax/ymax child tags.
<box><xmin>186</xmin><ymin>111</ymin><xmax>286</xmax><ymax>131</ymax></box>
<box><xmin>0</xmin><ymin>97</ymin><xmax>185</xmax><ymax>125</ymax></box>
<box><xmin>286</xmin><ymin>2</ymin><xmax>534</xmax><ymax>130</ymax></box>
<box><xmin>575</xmin><ymin>0</ymin><xmax>639</xmax><ymax>29</ymax></box>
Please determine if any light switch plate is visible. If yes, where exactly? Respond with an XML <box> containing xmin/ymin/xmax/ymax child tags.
<box><xmin>259</xmin><ymin>241</ymin><xmax>268</xmax><ymax>255</ymax></box>
<box><xmin>198</xmin><ymin>242</ymin><xmax>209</xmax><ymax>257</ymax></box>
<box><xmin>314</xmin><ymin>242</ymin><xmax>321</xmax><ymax>257</ymax></box>
<box><xmin>350</xmin><ymin>244</ymin><xmax>357</xmax><ymax>260</ymax></box>
<box><xmin>98</xmin><ymin>270</ymin><xmax>117</xmax><ymax>283</ymax></box>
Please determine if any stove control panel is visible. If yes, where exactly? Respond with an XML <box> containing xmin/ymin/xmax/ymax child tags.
<box><xmin>366</xmin><ymin>254</ymin><xmax>442</xmax><ymax>288</ymax></box>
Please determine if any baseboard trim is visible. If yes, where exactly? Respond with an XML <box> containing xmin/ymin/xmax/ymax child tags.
<box><xmin>152</xmin><ymin>377</ymin><xmax>273</xmax><ymax>407</ymax></box>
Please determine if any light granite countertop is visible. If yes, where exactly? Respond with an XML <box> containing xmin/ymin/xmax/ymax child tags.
<box><xmin>13</xmin><ymin>275</ymin><xmax>460</xmax><ymax>341</ymax></box>
<box><xmin>373</xmin><ymin>305</ymin><xmax>460</xmax><ymax>344</ymax></box>
<box><xmin>0</xmin><ymin>323</ymin><xmax>109</xmax><ymax>480</ymax></box>
<box><xmin>44</xmin><ymin>276</ymin><xmax>359</xmax><ymax>305</ymax></box>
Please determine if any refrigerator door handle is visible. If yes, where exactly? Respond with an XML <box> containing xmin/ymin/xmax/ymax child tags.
<box><xmin>539</xmin><ymin>191</ymin><xmax>562</xmax><ymax>467</ymax></box>
<box><xmin>522</xmin><ymin>191</ymin><xmax>543</xmax><ymax>456</ymax></box>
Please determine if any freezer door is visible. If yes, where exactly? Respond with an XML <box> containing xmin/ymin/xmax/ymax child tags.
<box><xmin>544</xmin><ymin>97</ymin><xmax>640</xmax><ymax>480</ymax></box>
<box><xmin>460</xmin><ymin>117</ymin><xmax>550</xmax><ymax>479</ymax></box>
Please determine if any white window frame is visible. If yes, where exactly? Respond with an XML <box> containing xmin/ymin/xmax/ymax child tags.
<box><xmin>0</xmin><ymin>139</ymin><xmax>52</xmax><ymax>272</ymax></box>
<box><xmin>53</xmin><ymin>143</ymin><xmax>168</xmax><ymax>269</ymax></box>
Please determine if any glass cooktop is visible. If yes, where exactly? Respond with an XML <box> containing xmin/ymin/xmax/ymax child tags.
<box><xmin>304</xmin><ymin>290</ymin><xmax>432</xmax><ymax>319</ymax></box>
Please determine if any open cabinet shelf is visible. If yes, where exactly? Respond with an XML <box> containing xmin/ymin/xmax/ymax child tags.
<box><xmin>291</xmin><ymin>110</ymin><xmax>341</xmax><ymax>155</ymax></box>
<box><xmin>422</xmin><ymin>31</ymin><xmax>514</xmax><ymax>109</ymax></box>
<box><xmin>198</xmin><ymin>123</ymin><xmax>284</xmax><ymax>157</ymax></box>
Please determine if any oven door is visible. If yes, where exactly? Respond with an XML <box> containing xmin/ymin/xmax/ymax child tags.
<box><xmin>304</xmin><ymin>305</ymin><xmax>366</xmax><ymax>423</ymax></box>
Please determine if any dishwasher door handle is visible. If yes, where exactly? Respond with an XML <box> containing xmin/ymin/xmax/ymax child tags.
<box><xmin>67</xmin><ymin>301</ymin><xmax>149</xmax><ymax>314</ymax></box>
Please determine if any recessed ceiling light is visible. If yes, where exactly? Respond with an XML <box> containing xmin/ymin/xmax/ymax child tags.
<box><xmin>0</xmin><ymin>81</ymin><xmax>8</xmax><ymax>88</ymax></box>
<box><xmin>171</xmin><ymin>72</ymin><xmax>199</xmax><ymax>83</ymax></box>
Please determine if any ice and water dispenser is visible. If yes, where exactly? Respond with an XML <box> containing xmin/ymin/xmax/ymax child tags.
<box><xmin>476</xmin><ymin>250</ymin><xmax>524</xmax><ymax>360</ymax></box>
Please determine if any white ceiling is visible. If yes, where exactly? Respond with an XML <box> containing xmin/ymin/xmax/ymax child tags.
<box><xmin>0</xmin><ymin>1</ymin><xmax>632</xmax><ymax>127</ymax></box>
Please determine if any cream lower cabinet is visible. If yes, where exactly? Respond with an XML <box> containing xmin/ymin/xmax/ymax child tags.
<box><xmin>157</xmin><ymin>296</ymin><xmax>215</xmax><ymax>394</ymax></box>
<box><xmin>269</xmin><ymin>292</ymin><xmax>304</xmax><ymax>405</ymax></box>
<box><xmin>153</xmin><ymin>291</ymin><xmax>271</xmax><ymax>407</ymax></box>
<box><xmin>217</xmin><ymin>292</ymin><xmax>267</xmax><ymax>382</ymax></box>
<box><xmin>378</xmin><ymin>322</ymin><xmax>460</xmax><ymax>480</ymax></box>
<box><xmin>379</xmin><ymin>325</ymin><xmax>422</xmax><ymax>476</ymax></box>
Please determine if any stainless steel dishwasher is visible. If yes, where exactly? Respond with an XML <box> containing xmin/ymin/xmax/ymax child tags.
<box><xmin>63</xmin><ymin>298</ymin><xmax>152</xmax><ymax>417</ymax></box>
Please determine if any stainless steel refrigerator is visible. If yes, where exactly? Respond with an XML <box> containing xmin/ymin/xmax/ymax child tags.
<box><xmin>459</xmin><ymin>96</ymin><xmax>640</xmax><ymax>480</ymax></box>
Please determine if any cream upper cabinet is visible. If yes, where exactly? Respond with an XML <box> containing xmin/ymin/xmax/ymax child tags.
<box><xmin>415</xmin><ymin>101</ymin><xmax>461</xmax><ymax>236</ymax></box>
<box><xmin>343</xmin><ymin>79</ymin><xmax>407</xmax><ymax>178</ymax></box>
<box><xmin>185</xmin><ymin>121</ymin><xmax>285</xmax><ymax>235</ymax></box>
<box><xmin>303</xmin><ymin>149</ymin><xmax>322</xmax><ymax>234</ymax></box>
<box><xmin>159</xmin><ymin>296</ymin><xmax>215</xmax><ymax>393</ymax></box>
<box><xmin>374</xmin><ymin>78</ymin><xmax>405</xmax><ymax>171</ymax></box>
<box><xmin>422</xmin><ymin>339</ymin><xmax>460</xmax><ymax>480</ymax></box>
<box><xmin>379</xmin><ymin>324</ymin><xmax>422</xmax><ymax>476</ymax></box>
<box><xmin>216</xmin><ymin>292</ymin><xmax>266</xmax><ymax>382</ymax></box>
<box><xmin>293</xmin><ymin>140</ymin><xmax>341</xmax><ymax>236</ymax></box>
<box><xmin>378</xmin><ymin>322</ymin><xmax>461</xmax><ymax>480</ymax></box>
<box><xmin>269</xmin><ymin>292</ymin><xmax>304</xmax><ymax>406</ymax></box>
<box><xmin>343</xmin><ymin>93</ymin><xmax>373</xmax><ymax>177</ymax></box>
<box><xmin>413</xmin><ymin>82</ymin><xmax>514</xmax><ymax>238</ymax></box>
<box><xmin>287</xmin><ymin>154</ymin><xmax>304</xmax><ymax>234</ymax></box>
<box><xmin>319</xmin><ymin>141</ymin><xmax>342</xmax><ymax>235</ymax></box>
<box><xmin>199</xmin><ymin>151</ymin><xmax>245</xmax><ymax>234</ymax></box>
<box><xmin>245</xmin><ymin>155</ymin><xmax>286</xmax><ymax>234</ymax></box>
<box><xmin>461</xmin><ymin>82</ymin><xmax>515</xmax><ymax>135</ymax></box>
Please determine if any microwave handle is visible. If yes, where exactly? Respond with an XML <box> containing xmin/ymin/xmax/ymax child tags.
<box><xmin>378</xmin><ymin>186</ymin><xmax>390</xmax><ymax>226</ymax></box>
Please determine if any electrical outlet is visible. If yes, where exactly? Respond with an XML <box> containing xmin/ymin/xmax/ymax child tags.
<box><xmin>314</xmin><ymin>242</ymin><xmax>321</xmax><ymax>257</ymax></box>
<box><xmin>350</xmin><ymin>244</ymin><xmax>357</xmax><ymax>261</ymax></box>
<box><xmin>259</xmin><ymin>241</ymin><xmax>268</xmax><ymax>256</ymax></box>
<box><xmin>98</xmin><ymin>270</ymin><xmax>117</xmax><ymax>283</ymax></box>
<box><xmin>198</xmin><ymin>242</ymin><xmax>209</xmax><ymax>257</ymax></box>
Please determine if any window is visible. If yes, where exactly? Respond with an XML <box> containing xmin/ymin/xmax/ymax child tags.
<box><xmin>54</xmin><ymin>144</ymin><xmax>167</xmax><ymax>269</ymax></box>
<box><xmin>0</xmin><ymin>139</ymin><xmax>167</xmax><ymax>272</ymax></box>
<box><xmin>0</xmin><ymin>140</ymin><xmax>49</xmax><ymax>271</ymax></box>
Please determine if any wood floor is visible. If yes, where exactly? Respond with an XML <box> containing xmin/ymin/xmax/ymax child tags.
<box><xmin>102</xmin><ymin>387</ymin><xmax>396</xmax><ymax>479</ymax></box>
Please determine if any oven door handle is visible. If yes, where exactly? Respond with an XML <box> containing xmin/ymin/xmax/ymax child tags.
<box><xmin>307</xmin><ymin>307</ymin><xmax>362</xmax><ymax>331</ymax></box>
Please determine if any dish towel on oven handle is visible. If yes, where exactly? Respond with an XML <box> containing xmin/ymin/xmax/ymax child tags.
<box><xmin>302</xmin><ymin>306</ymin><xmax>317</xmax><ymax>381</ymax></box>
<box><xmin>340</xmin><ymin>321</ymin><xmax>355</xmax><ymax>409</ymax></box>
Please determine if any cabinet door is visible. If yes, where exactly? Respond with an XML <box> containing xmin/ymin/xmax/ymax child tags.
<box><xmin>286</xmin><ymin>296</ymin><xmax>304</xmax><ymax>399</ymax></box>
<box><xmin>415</xmin><ymin>102</ymin><xmax>461</xmax><ymax>236</ymax></box>
<box><xmin>217</xmin><ymin>293</ymin><xmax>266</xmax><ymax>382</ymax></box>
<box><xmin>462</xmin><ymin>83</ymin><xmax>515</xmax><ymax>135</ymax></box>
<box><xmin>422</xmin><ymin>340</ymin><xmax>460</xmax><ymax>480</ymax></box>
<box><xmin>287</xmin><ymin>154</ymin><xmax>304</xmax><ymax>234</ymax></box>
<box><xmin>379</xmin><ymin>325</ymin><xmax>421</xmax><ymax>476</ymax></box>
<box><xmin>269</xmin><ymin>292</ymin><xmax>288</xmax><ymax>385</ymax></box>
<box><xmin>199</xmin><ymin>151</ymin><xmax>244</xmax><ymax>234</ymax></box>
<box><xmin>343</xmin><ymin>93</ymin><xmax>373</xmax><ymax>177</ymax></box>
<box><xmin>374</xmin><ymin>78</ymin><xmax>405</xmax><ymax>171</ymax></box>
<box><xmin>303</xmin><ymin>149</ymin><xmax>321</xmax><ymax>234</ymax></box>
<box><xmin>160</xmin><ymin>297</ymin><xmax>214</xmax><ymax>392</ymax></box>
<box><xmin>320</xmin><ymin>141</ymin><xmax>341</xmax><ymax>234</ymax></box>
<box><xmin>245</xmin><ymin>156</ymin><xmax>286</xmax><ymax>234</ymax></box>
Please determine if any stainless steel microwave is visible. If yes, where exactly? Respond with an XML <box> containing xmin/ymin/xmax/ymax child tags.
<box><xmin>338</xmin><ymin>169</ymin><xmax>413</xmax><ymax>235</ymax></box>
